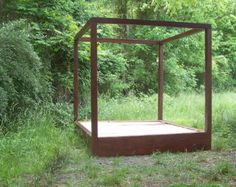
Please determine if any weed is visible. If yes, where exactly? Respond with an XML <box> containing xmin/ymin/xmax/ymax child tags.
<box><xmin>98</xmin><ymin>167</ymin><xmax>129</xmax><ymax>186</ymax></box>
<box><xmin>0</xmin><ymin>109</ymin><xmax>76</xmax><ymax>186</ymax></box>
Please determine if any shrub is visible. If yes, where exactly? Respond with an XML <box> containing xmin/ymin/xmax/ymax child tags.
<box><xmin>0</xmin><ymin>20</ymin><xmax>51</xmax><ymax>125</ymax></box>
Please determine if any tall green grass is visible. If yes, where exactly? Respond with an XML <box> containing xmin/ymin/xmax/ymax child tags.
<box><xmin>99</xmin><ymin>93</ymin><xmax>202</xmax><ymax>121</ymax></box>
<box><xmin>98</xmin><ymin>92</ymin><xmax>236</xmax><ymax>148</ymax></box>
<box><xmin>99</xmin><ymin>92</ymin><xmax>235</xmax><ymax>126</ymax></box>
<box><xmin>0</xmin><ymin>110</ymin><xmax>77</xmax><ymax>186</ymax></box>
<box><xmin>98</xmin><ymin>92</ymin><xmax>206</xmax><ymax>129</ymax></box>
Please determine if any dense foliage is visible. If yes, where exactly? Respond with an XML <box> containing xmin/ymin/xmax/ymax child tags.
<box><xmin>0</xmin><ymin>0</ymin><xmax>235</xmax><ymax>121</ymax></box>
<box><xmin>0</xmin><ymin>21</ymin><xmax>50</xmax><ymax>124</ymax></box>
<box><xmin>111</xmin><ymin>0</ymin><xmax>236</xmax><ymax>93</ymax></box>
<box><xmin>1</xmin><ymin>1</ymin><xmax>235</xmax><ymax>100</ymax></box>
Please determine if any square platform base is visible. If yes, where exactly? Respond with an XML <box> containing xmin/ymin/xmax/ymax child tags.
<box><xmin>76</xmin><ymin>121</ymin><xmax>211</xmax><ymax>156</ymax></box>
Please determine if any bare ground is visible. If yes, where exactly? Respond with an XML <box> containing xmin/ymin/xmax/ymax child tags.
<box><xmin>50</xmin><ymin>150</ymin><xmax>236</xmax><ymax>187</ymax></box>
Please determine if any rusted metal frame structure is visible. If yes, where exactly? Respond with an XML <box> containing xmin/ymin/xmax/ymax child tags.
<box><xmin>73</xmin><ymin>17</ymin><xmax>212</xmax><ymax>156</ymax></box>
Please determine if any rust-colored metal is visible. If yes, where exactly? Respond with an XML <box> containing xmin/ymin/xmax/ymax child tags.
<box><xmin>80</xmin><ymin>37</ymin><xmax>160</xmax><ymax>45</ymax></box>
<box><xmin>73</xmin><ymin>39</ymin><xmax>79</xmax><ymax>121</ymax></box>
<box><xmin>158</xmin><ymin>44</ymin><xmax>164</xmax><ymax>120</ymax></box>
<box><xmin>73</xmin><ymin>17</ymin><xmax>212</xmax><ymax>156</ymax></box>
<box><xmin>74</xmin><ymin>20</ymin><xmax>91</xmax><ymax>41</ymax></box>
<box><xmin>75</xmin><ymin>121</ymin><xmax>92</xmax><ymax>136</ymax></box>
<box><xmin>159</xmin><ymin>28</ymin><xmax>203</xmax><ymax>44</ymax></box>
<box><xmin>90</xmin><ymin>17</ymin><xmax>211</xmax><ymax>29</ymax></box>
<box><xmin>205</xmin><ymin>27</ymin><xmax>212</xmax><ymax>147</ymax></box>
<box><xmin>73</xmin><ymin>21</ymin><xmax>91</xmax><ymax>122</ymax></box>
<box><xmin>90</xmin><ymin>22</ymin><xmax>98</xmax><ymax>153</ymax></box>
<box><xmin>95</xmin><ymin>132</ymin><xmax>210</xmax><ymax>156</ymax></box>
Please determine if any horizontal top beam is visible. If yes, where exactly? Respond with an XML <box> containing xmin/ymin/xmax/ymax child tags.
<box><xmin>80</xmin><ymin>37</ymin><xmax>160</xmax><ymax>45</ymax></box>
<box><xmin>159</xmin><ymin>28</ymin><xmax>203</xmax><ymax>44</ymax></box>
<box><xmin>79</xmin><ymin>28</ymin><xmax>203</xmax><ymax>45</ymax></box>
<box><xmin>74</xmin><ymin>18</ymin><xmax>210</xmax><ymax>45</ymax></box>
<box><xmin>90</xmin><ymin>17</ymin><xmax>211</xmax><ymax>29</ymax></box>
<box><xmin>74</xmin><ymin>20</ymin><xmax>91</xmax><ymax>41</ymax></box>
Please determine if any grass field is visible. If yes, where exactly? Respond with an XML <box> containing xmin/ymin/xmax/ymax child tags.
<box><xmin>98</xmin><ymin>92</ymin><xmax>236</xmax><ymax>149</ymax></box>
<box><xmin>0</xmin><ymin>92</ymin><xmax>235</xmax><ymax>186</ymax></box>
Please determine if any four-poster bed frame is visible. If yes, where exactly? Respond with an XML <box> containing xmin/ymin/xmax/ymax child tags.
<box><xmin>73</xmin><ymin>17</ymin><xmax>212</xmax><ymax>156</ymax></box>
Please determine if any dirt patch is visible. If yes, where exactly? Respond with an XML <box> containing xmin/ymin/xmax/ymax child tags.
<box><xmin>51</xmin><ymin>150</ymin><xmax>236</xmax><ymax>186</ymax></box>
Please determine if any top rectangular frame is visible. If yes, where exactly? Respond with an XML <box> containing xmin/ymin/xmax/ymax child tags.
<box><xmin>75</xmin><ymin>17</ymin><xmax>211</xmax><ymax>45</ymax></box>
<box><xmin>91</xmin><ymin>17</ymin><xmax>211</xmax><ymax>28</ymax></box>
<box><xmin>73</xmin><ymin>17</ymin><xmax>212</xmax><ymax>150</ymax></box>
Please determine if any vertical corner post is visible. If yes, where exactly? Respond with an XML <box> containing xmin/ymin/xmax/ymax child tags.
<box><xmin>91</xmin><ymin>21</ymin><xmax>98</xmax><ymax>151</ymax></box>
<box><xmin>73</xmin><ymin>39</ymin><xmax>79</xmax><ymax>122</ymax></box>
<box><xmin>158</xmin><ymin>44</ymin><xmax>164</xmax><ymax>120</ymax></box>
<box><xmin>205</xmin><ymin>27</ymin><xmax>212</xmax><ymax>135</ymax></box>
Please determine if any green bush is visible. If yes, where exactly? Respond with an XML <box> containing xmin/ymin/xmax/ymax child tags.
<box><xmin>48</xmin><ymin>102</ymin><xmax>73</xmax><ymax>128</ymax></box>
<box><xmin>0</xmin><ymin>20</ymin><xmax>51</xmax><ymax>124</ymax></box>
